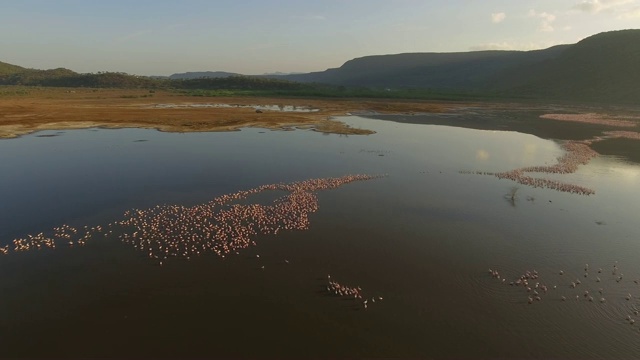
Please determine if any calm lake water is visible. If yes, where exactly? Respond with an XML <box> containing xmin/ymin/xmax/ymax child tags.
<box><xmin>1</xmin><ymin>113</ymin><xmax>640</xmax><ymax>357</ymax></box>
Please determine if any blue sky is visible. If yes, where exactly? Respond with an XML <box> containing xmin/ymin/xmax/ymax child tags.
<box><xmin>1</xmin><ymin>0</ymin><xmax>638</xmax><ymax>75</ymax></box>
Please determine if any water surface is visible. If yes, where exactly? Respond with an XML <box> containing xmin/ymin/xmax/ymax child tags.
<box><xmin>1</xmin><ymin>114</ymin><xmax>640</xmax><ymax>357</ymax></box>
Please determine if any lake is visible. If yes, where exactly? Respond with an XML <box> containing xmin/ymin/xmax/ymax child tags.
<box><xmin>1</xmin><ymin>112</ymin><xmax>640</xmax><ymax>357</ymax></box>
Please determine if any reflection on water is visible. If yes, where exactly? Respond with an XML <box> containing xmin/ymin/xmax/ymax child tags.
<box><xmin>1</xmin><ymin>114</ymin><xmax>640</xmax><ymax>357</ymax></box>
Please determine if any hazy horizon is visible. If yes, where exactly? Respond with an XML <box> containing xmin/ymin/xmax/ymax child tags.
<box><xmin>1</xmin><ymin>0</ymin><xmax>639</xmax><ymax>76</ymax></box>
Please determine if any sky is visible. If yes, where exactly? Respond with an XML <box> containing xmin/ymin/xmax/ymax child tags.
<box><xmin>1</xmin><ymin>0</ymin><xmax>638</xmax><ymax>75</ymax></box>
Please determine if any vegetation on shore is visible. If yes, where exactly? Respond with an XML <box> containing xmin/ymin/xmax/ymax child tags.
<box><xmin>177</xmin><ymin>85</ymin><xmax>506</xmax><ymax>101</ymax></box>
<box><xmin>0</xmin><ymin>67</ymin><xmax>505</xmax><ymax>102</ymax></box>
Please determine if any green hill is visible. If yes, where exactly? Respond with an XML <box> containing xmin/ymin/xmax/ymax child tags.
<box><xmin>0</xmin><ymin>61</ymin><xmax>26</xmax><ymax>75</ymax></box>
<box><xmin>42</xmin><ymin>72</ymin><xmax>161</xmax><ymax>88</ymax></box>
<box><xmin>276</xmin><ymin>29</ymin><xmax>640</xmax><ymax>103</ymax></box>
<box><xmin>0</xmin><ymin>67</ymin><xmax>165</xmax><ymax>88</ymax></box>
<box><xmin>490</xmin><ymin>29</ymin><xmax>640</xmax><ymax>103</ymax></box>
<box><xmin>1</xmin><ymin>67</ymin><xmax>77</xmax><ymax>85</ymax></box>
<box><xmin>278</xmin><ymin>45</ymin><xmax>570</xmax><ymax>91</ymax></box>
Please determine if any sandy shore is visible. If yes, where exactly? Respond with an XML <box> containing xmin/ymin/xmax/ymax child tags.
<box><xmin>0</xmin><ymin>87</ymin><xmax>448</xmax><ymax>138</ymax></box>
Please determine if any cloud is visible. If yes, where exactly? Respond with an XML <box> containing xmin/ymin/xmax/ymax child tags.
<box><xmin>491</xmin><ymin>12</ymin><xmax>506</xmax><ymax>23</ymax></box>
<box><xmin>618</xmin><ymin>5</ymin><xmax>640</xmax><ymax>17</ymax></box>
<box><xmin>539</xmin><ymin>20</ymin><xmax>555</xmax><ymax>32</ymax></box>
<box><xmin>528</xmin><ymin>10</ymin><xmax>556</xmax><ymax>32</ymax></box>
<box><xmin>572</xmin><ymin>0</ymin><xmax>635</xmax><ymax>13</ymax></box>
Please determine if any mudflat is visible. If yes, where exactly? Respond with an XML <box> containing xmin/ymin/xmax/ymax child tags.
<box><xmin>0</xmin><ymin>87</ymin><xmax>448</xmax><ymax>138</ymax></box>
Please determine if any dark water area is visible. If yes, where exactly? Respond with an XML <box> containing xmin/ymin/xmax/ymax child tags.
<box><xmin>1</xmin><ymin>111</ymin><xmax>640</xmax><ymax>357</ymax></box>
<box><xmin>591</xmin><ymin>138</ymin><xmax>640</xmax><ymax>164</ymax></box>
<box><xmin>369</xmin><ymin>108</ymin><xmax>628</xmax><ymax>143</ymax></box>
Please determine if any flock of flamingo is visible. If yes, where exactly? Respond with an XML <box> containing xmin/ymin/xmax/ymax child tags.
<box><xmin>462</xmin><ymin>112</ymin><xmax>640</xmax><ymax>195</ymax></box>
<box><xmin>325</xmin><ymin>275</ymin><xmax>384</xmax><ymax>310</ymax></box>
<box><xmin>2</xmin><ymin>175</ymin><xmax>383</xmax><ymax>264</ymax></box>
<box><xmin>539</xmin><ymin>113</ymin><xmax>638</xmax><ymax>128</ymax></box>
<box><xmin>489</xmin><ymin>262</ymin><xmax>640</xmax><ymax>331</ymax></box>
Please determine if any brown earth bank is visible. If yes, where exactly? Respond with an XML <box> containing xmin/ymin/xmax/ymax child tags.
<box><xmin>0</xmin><ymin>86</ymin><xmax>453</xmax><ymax>138</ymax></box>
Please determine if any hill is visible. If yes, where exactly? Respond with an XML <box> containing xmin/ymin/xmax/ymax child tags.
<box><xmin>277</xmin><ymin>45</ymin><xmax>570</xmax><ymax>91</ymax></box>
<box><xmin>488</xmin><ymin>29</ymin><xmax>640</xmax><ymax>103</ymax></box>
<box><xmin>0</xmin><ymin>61</ymin><xmax>27</xmax><ymax>76</ymax></box>
<box><xmin>276</xmin><ymin>29</ymin><xmax>640</xmax><ymax>103</ymax></box>
<box><xmin>0</xmin><ymin>67</ymin><xmax>166</xmax><ymax>88</ymax></box>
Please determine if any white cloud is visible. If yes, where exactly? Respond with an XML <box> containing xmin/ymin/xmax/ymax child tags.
<box><xmin>539</xmin><ymin>21</ymin><xmax>555</xmax><ymax>32</ymax></box>
<box><xmin>572</xmin><ymin>0</ymin><xmax>635</xmax><ymax>13</ymax></box>
<box><xmin>528</xmin><ymin>10</ymin><xmax>557</xmax><ymax>32</ymax></box>
<box><xmin>573</xmin><ymin>0</ymin><xmax>599</xmax><ymax>12</ymax></box>
<box><xmin>618</xmin><ymin>5</ymin><xmax>640</xmax><ymax>17</ymax></box>
<box><xmin>491</xmin><ymin>12</ymin><xmax>506</xmax><ymax>23</ymax></box>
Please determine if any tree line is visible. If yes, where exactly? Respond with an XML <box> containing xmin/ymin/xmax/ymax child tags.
<box><xmin>0</xmin><ymin>69</ymin><xmax>308</xmax><ymax>91</ymax></box>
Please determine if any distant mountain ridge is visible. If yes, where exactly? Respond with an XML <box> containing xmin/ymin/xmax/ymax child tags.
<box><xmin>1</xmin><ymin>29</ymin><xmax>639</xmax><ymax>103</ymax></box>
<box><xmin>267</xmin><ymin>29</ymin><xmax>640</xmax><ymax>103</ymax></box>
<box><xmin>274</xmin><ymin>45</ymin><xmax>572</xmax><ymax>90</ymax></box>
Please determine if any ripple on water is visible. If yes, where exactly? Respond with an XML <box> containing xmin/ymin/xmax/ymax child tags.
<box><xmin>478</xmin><ymin>262</ymin><xmax>640</xmax><ymax>357</ymax></box>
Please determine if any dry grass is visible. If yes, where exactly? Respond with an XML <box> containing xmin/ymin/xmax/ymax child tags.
<box><xmin>0</xmin><ymin>87</ymin><xmax>450</xmax><ymax>138</ymax></box>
